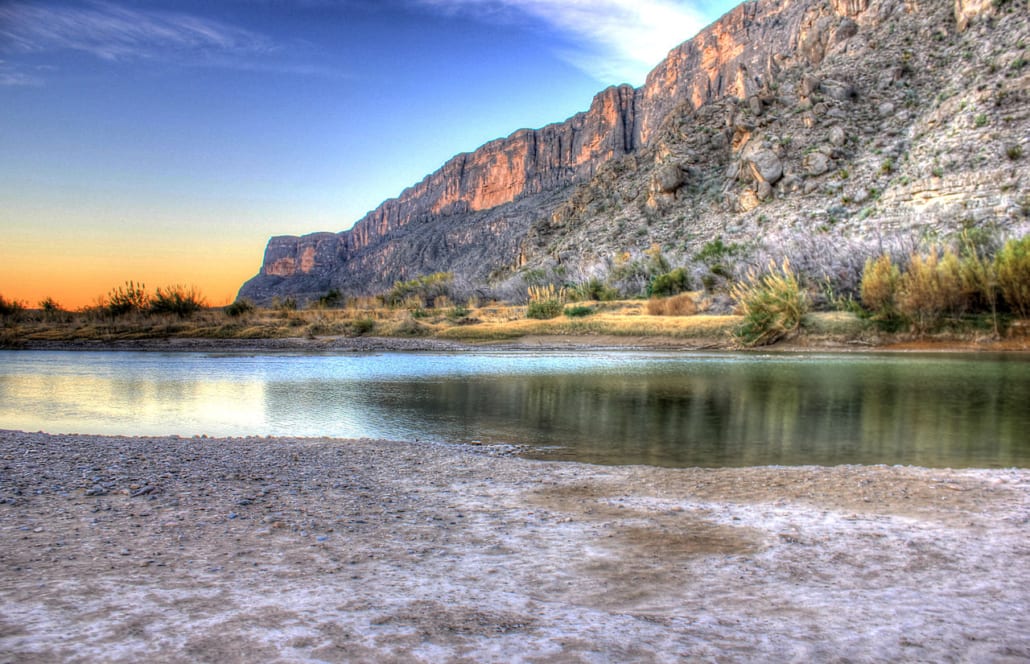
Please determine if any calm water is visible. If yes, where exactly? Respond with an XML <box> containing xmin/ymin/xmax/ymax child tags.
<box><xmin>0</xmin><ymin>350</ymin><xmax>1027</xmax><ymax>468</ymax></box>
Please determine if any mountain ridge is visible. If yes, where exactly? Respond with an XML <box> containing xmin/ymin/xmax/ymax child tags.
<box><xmin>239</xmin><ymin>0</ymin><xmax>1026</xmax><ymax>304</ymax></box>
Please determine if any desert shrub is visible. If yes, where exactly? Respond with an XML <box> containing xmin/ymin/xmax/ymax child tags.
<box><xmin>526</xmin><ymin>284</ymin><xmax>566</xmax><ymax>319</ymax></box>
<box><xmin>730</xmin><ymin>259</ymin><xmax>809</xmax><ymax>346</ymax></box>
<box><xmin>37</xmin><ymin>296</ymin><xmax>65</xmax><ymax>322</ymax></box>
<box><xmin>564</xmin><ymin>305</ymin><xmax>595</xmax><ymax>318</ymax></box>
<box><xmin>694</xmin><ymin>238</ymin><xmax>745</xmax><ymax>293</ymax></box>
<box><xmin>996</xmin><ymin>235</ymin><xmax>1030</xmax><ymax>318</ymax></box>
<box><xmin>446</xmin><ymin>305</ymin><xmax>471</xmax><ymax>320</ymax></box>
<box><xmin>0</xmin><ymin>294</ymin><xmax>26</xmax><ymax>322</ymax></box>
<box><xmin>646</xmin><ymin>293</ymin><xmax>698</xmax><ymax>316</ymax></box>
<box><xmin>105</xmin><ymin>281</ymin><xmax>149</xmax><ymax>317</ymax></box>
<box><xmin>349</xmin><ymin>318</ymin><xmax>375</xmax><ymax>336</ymax></box>
<box><xmin>386</xmin><ymin>272</ymin><xmax>453</xmax><ymax>308</ymax></box>
<box><xmin>860</xmin><ymin>254</ymin><xmax>902</xmax><ymax>321</ymax></box>
<box><xmin>39</xmin><ymin>297</ymin><xmax>62</xmax><ymax>314</ymax></box>
<box><xmin>316</xmin><ymin>288</ymin><xmax>343</xmax><ymax>308</ymax></box>
<box><xmin>607</xmin><ymin>254</ymin><xmax>653</xmax><ymax>296</ymax></box>
<box><xmin>225</xmin><ymin>299</ymin><xmax>255</xmax><ymax>318</ymax></box>
<box><xmin>896</xmin><ymin>247</ymin><xmax>965</xmax><ymax>333</ymax></box>
<box><xmin>694</xmin><ymin>237</ymin><xmax>742</xmax><ymax>264</ymax></box>
<box><xmin>571</xmin><ymin>278</ymin><xmax>619</xmax><ymax>302</ymax></box>
<box><xmin>149</xmin><ymin>285</ymin><xmax>206</xmax><ymax>319</ymax></box>
<box><xmin>273</xmin><ymin>297</ymin><xmax>298</xmax><ymax>316</ymax></box>
<box><xmin>648</xmin><ymin>267</ymin><xmax>692</xmax><ymax>297</ymax></box>
<box><xmin>958</xmin><ymin>234</ymin><xmax>1001</xmax><ymax>333</ymax></box>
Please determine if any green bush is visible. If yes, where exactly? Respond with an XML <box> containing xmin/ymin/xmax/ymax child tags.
<box><xmin>996</xmin><ymin>235</ymin><xmax>1030</xmax><ymax>318</ymax></box>
<box><xmin>225</xmin><ymin>299</ymin><xmax>255</xmax><ymax>318</ymax></box>
<box><xmin>385</xmin><ymin>272</ymin><xmax>453</xmax><ymax>307</ymax></box>
<box><xmin>571</xmin><ymin>278</ymin><xmax>619</xmax><ymax>302</ymax></box>
<box><xmin>694</xmin><ymin>237</ymin><xmax>742</xmax><ymax>264</ymax></box>
<box><xmin>564</xmin><ymin>305</ymin><xmax>595</xmax><ymax>318</ymax></box>
<box><xmin>648</xmin><ymin>267</ymin><xmax>692</xmax><ymax>297</ymax></box>
<box><xmin>730</xmin><ymin>259</ymin><xmax>809</xmax><ymax>346</ymax></box>
<box><xmin>527</xmin><ymin>300</ymin><xmax>564</xmax><ymax>319</ymax></box>
<box><xmin>149</xmin><ymin>285</ymin><xmax>206</xmax><ymax>319</ymax></box>
<box><xmin>526</xmin><ymin>284</ymin><xmax>566</xmax><ymax>320</ymax></box>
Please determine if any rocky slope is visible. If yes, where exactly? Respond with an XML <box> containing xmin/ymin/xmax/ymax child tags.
<box><xmin>238</xmin><ymin>0</ymin><xmax>1028</xmax><ymax>305</ymax></box>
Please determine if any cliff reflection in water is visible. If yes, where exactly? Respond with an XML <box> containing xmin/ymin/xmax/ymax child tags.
<box><xmin>1</xmin><ymin>351</ymin><xmax>1026</xmax><ymax>468</ymax></box>
<box><xmin>259</xmin><ymin>354</ymin><xmax>1029</xmax><ymax>468</ymax></box>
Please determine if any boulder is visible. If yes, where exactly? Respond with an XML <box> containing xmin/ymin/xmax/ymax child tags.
<box><xmin>820</xmin><ymin>79</ymin><xmax>856</xmax><ymax>102</ymax></box>
<box><xmin>655</xmin><ymin>163</ymin><xmax>686</xmax><ymax>193</ymax></box>
<box><xmin>738</xmin><ymin>188</ymin><xmax>761</xmax><ymax>212</ymax></box>
<box><xmin>805</xmin><ymin>152</ymin><xmax>832</xmax><ymax>177</ymax></box>
<box><xmin>747</xmin><ymin>149</ymin><xmax>784</xmax><ymax>185</ymax></box>
<box><xmin>801</xmin><ymin>74</ymin><xmax>821</xmax><ymax>97</ymax></box>
<box><xmin>828</xmin><ymin>126</ymin><xmax>847</xmax><ymax>146</ymax></box>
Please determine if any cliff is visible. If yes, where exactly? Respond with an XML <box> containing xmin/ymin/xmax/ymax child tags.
<box><xmin>239</xmin><ymin>0</ymin><xmax>1025</xmax><ymax>304</ymax></box>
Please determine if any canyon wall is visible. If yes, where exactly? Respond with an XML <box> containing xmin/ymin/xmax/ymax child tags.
<box><xmin>239</xmin><ymin>0</ymin><xmax>1017</xmax><ymax>304</ymax></box>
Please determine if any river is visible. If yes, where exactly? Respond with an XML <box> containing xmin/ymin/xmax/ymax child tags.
<box><xmin>1</xmin><ymin>350</ymin><xmax>1027</xmax><ymax>467</ymax></box>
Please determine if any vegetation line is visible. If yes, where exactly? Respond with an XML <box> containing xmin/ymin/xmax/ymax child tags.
<box><xmin>2</xmin><ymin>234</ymin><xmax>1029</xmax><ymax>350</ymax></box>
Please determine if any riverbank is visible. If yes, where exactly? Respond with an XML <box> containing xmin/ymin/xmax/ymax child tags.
<box><xmin>2</xmin><ymin>430</ymin><xmax>1027</xmax><ymax>662</ymax></box>
<box><xmin>12</xmin><ymin>332</ymin><xmax>1030</xmax><ymax>353</ymax></box>
<box><xmin>4</xmin><ymin>305</ymin><xmax>1028</xmax><ymax>353</ymax></box>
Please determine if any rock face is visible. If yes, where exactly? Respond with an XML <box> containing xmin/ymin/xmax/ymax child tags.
<box><xmin>239</xmin><ymin>0</ymin><xmax>1024</xmax><ymax>304</ymax></box>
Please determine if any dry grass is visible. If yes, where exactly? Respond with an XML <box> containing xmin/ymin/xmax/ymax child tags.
<box><xmin>437</xmin><ymin>312</ymin><xmax>739</xmax><ymax>341</ymax></box>
<box><xmin>3</xmin><ymin>297</ymin><xmax>1015</xmax><ymax>349</ymax></box>
<box><xmin>646</xmin><ymin>293</ymin><xmax>699</xmax><ymax>316</ymax></box>
<box><xmin>730</xmin><ymin>259</ymin><xmax>809</xmax><ymax>347</ymax></box>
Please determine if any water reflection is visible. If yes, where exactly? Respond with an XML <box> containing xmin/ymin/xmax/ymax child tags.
<box><xmin>0</xmin><ymin>351</ymin><xmax>1027</xmax><ymax>468</ymax></box>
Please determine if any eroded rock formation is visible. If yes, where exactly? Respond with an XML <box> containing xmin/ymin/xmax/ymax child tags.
<box><xmin>239</xmin><ymin>0</ymin><xmax>1022</xmax><ymax>304</ymax></box>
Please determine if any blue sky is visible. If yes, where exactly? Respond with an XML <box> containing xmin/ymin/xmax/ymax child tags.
<box><xmin>0</xmin><ymin>0</ymin><xmax>737</xmax><ymax>306</ymax></box>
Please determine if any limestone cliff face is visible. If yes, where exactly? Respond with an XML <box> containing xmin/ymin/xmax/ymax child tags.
<box><xmin>241</xmin><ymin>83</ymin><xmax>638</xmax><ymax>300</ymax></box>
<box><xmin>349</xmin><ymin>84</ymin><xmax>637</xmax><ymax>248</ymax></box>
<box><xmin>632</xmin><ymin>0</ymin><xmax>877</xmax><ymax>144</ymax></box>
<box><xmin>239</xmin><ymin>0</ymin><xmax>1013</xmax><ymax>304</ymax></box>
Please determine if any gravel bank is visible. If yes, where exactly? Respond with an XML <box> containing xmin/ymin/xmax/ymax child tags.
<box><xmin>1</xmin><ymin>430</ymin><xmax>1028</xmax><ymax>662</ymax></box>
<box><xmin>20</xmin><ymin>336</ymin><xmax>475</xmax><ymax>354</ymax></box>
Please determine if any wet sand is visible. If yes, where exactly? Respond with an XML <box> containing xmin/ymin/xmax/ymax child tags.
<box><xmin>2</xmin><ymin>430</ymin><xmax>1027</xmax><ymax>662</ymax></box>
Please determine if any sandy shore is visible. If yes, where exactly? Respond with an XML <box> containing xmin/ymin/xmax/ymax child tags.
<box><xmin>1</xmin><ymin>430</ymin><xmax>1028</xmax><ymax>662</ymax></box>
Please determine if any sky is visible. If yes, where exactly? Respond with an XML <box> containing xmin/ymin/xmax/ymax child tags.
<box><xmin>0</xmin><ymin>0</ymin><xmax>737</xmax><ymax>308</ymax></box>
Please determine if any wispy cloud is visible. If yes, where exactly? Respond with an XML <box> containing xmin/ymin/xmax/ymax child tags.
<box><xmin>0</xmin><ymin>60</ymin><xmax>44</xmax><ymax>87</ymax></box>
<box><xmin>0</xmin><ymin>1</ymin><xmax>275</xmax><ymax>65</ymax></box>
<box><xmin>416</xmin><ymin>0</ymin><xmax>708</xmax><ymax>84</ymax></box>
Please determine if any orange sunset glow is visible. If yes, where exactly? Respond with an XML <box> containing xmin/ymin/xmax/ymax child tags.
<box><xmin>0</xmin><ymin>235</ymin><xmax>263</xmax><ymax>310</ymax></box>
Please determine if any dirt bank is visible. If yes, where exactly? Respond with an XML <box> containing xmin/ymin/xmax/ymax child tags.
<box><xmin>1</xmin><ymin>431</ymin><xmax>1028</xmax><ymax>662</ymax></box>
<box><xmin>17</xmin><ymin>332</ymin><xmax>1030</xmax><ymax>354</ymax></box>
